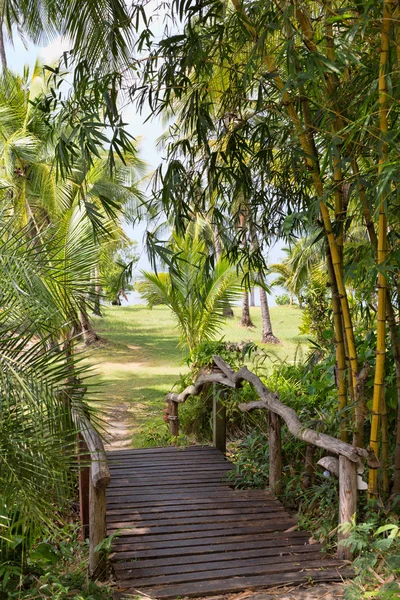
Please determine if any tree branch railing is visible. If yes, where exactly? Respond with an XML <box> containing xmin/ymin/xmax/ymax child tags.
<box><xmin>165</xmin><ymin>355</ymin><xmax>378</xmax><ymax>560</ymax></box>
<box><xmin>74</xmin><ymin>412</ymin><xmax>110</xmax><ymax>578</ymax></box>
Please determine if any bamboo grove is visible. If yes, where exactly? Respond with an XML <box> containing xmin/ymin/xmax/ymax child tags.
<box><xmin>132</xmin><ymin>0</ymin><xmax>400</xmax><ymax>497</ymax></box>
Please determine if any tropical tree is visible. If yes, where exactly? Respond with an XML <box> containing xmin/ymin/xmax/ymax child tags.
<box><xmin>134</xmin><ymin>0</ymin><xmax>400</xmax><ymax>496</ymax></box>
<box><xmin>100</xmin><ymin>240</ymin><xmax>139</xmax><ymax>306</ymax></box>
<box><xmin>0</xmin><ymin>203</ymin><xmax>99</xmax><ymax>557</ymax></box>
<box><xmin>140</xmin><ymin>223</ymin><xmax>242</xmax><ymax>352</ymax></box>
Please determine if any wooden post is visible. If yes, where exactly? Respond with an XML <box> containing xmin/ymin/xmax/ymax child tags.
<box><xmin>168</xmin><ymin>399</ymin><xmax>179</xmax><ymax>437</ymax></box>
<box><xmin>269</xmin><ymin>411</ymin><xmax>282</xmax><ymax>496</ymax></box>
<box><xmin>78</xmin><ymin>434</ymin><xmax>90</xmax><ymax>541</ymax></box>
<box><xmin>213</xmin><ymin>386</ymin><xmax>227</xmax><ymax>454</ymax></box>
<box><xmin>338</xmin><ymin>455</ymin><xmax>357</xmax><ymax>560</ymax></box>
<box><xmin>88</xmin><ymin>474</ymin><xmax>107</xmax><ymax>579</ymax></box>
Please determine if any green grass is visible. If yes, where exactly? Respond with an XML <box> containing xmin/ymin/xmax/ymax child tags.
<box><xmin>85</xmin><ymin>304</ymin><xmax>308</xmax><ymax>446</ymax></box>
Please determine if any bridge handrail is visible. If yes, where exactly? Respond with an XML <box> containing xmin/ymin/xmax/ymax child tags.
<box><xmin>73</xmin><ymin>411</ymin><xmax>110</xmax><ymax>578</ymax></box>
<box><xmin>165</xmin><ymin>354</ymin><xmax>378</xmax><ymax>559</ymax></box>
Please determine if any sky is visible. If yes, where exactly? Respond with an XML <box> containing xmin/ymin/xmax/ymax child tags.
<box><xmin>7</xmin><ymin>27</ymin><xmax>285</xmax><ymax>305</ymax></box>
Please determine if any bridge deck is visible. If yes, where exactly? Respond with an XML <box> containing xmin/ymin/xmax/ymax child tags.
<box><xmin>106</xmin><ymin>446</ymin><xmax>350</xmax><ymax>599</ymax></box>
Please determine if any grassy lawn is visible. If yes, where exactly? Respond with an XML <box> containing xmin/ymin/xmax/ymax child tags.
<box><xmin>85</xmin><ymin>304</ymin><xmax>308</xmax><ymax>447</ymax></box>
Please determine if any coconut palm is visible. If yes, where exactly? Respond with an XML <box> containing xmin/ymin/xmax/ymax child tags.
<box><xmin>140</xmin><ymin>223</ymin><xmax>242</xmax><ymax>352</ymax></box>
<box><xmin>0</xmin><ymin>205</ymin><xmax>99</xmax><ymax>556</ymax></box>
<box><xmin>0</xmin><ymin>0</ymin><xmax>134</xmax><ymax>73</ymax></box>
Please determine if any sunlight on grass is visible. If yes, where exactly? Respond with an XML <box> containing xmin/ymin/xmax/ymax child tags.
<box><xmin>86</xmin><ymin>304</ymin><xmax>309</xmax><ymax>446</ymax></box>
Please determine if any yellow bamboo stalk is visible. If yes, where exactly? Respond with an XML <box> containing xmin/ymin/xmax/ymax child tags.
<box><xmin>230</xmin><ymin>0</ymin><xmax>361</xmax><ymax>439</ymax></box>
<box><xmin>381</xmin><ymin>386</ymin><xmax>389</xmax><ymax>495</ymax></box>
<box><xmin>353</xmin><ymin>157</ymin><xmax>400</xmax><ymax>490</ymax></box>
<box><xmin>369</xmin><ymin>0</ymin><xmax>391</xmax><ymax>497</ymax></box>
<box><xmin>326</xmin><ymin>245</ymin><xmax>348</xmax><ymax>441</ymax></box>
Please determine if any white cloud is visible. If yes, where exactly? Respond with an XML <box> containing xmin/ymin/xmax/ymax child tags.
<box><xmin>39</xmin><ymin>37</ymin><xmax>71</xmax><ymax>65</ymax></box>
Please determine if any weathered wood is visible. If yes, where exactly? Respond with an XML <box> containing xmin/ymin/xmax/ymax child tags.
<box><xmin>166</xmin><ymin>374</ymin><xmax>236</xmax><ymax>405</ymax></box>
<box><xmin>131</xmin><ymin>569</ymin><xmax>354</xmax><ymax>599</ymax></box>
<box><xmin>303</xmin><ymin>444</ymin><xmax>316</xmax><ymax>489</ymax></box>
<box><xmin>167</xmin><ymin>398</ymin><xmax>179</xmax><ymax>436</ymax></box>
<box><xmin>107</xmin><ymin>517</ymin><xmax>296</xmax><ymax>536</ymax></box>
<box><xmin>74</xmin><ymin>413</ymin><xmax>110</xmax><ymax>488</ymax></box>
<box><xmin>107</xmin><ymin>503</ymin><xmax>284</xmax><ymax>519</ymax></box>
<box><xmin>89</xmin><ymin>480</ymin><xmax>107</xmax><ymax>578</ymax></box>
<box><xmin>269</xmin><ymin>412</ymin><xmax>282</xmax><ymax>495</ymax></box>
<box><xmin>107</xmin><ymin>446</ymin><xmax>350</xmax><ymax>597</ymax></box>
<box><xmin>213</xmin><ymin>386</ymin><xmax>227</xmax><ymax>454</ymax></box>
<box><xmin>78</xmin><ymin>434</ymin><xmax>90</xmax><ymax>541</ymax></box>
<box><xmin>122</xmin><ymin>556</ymin><xmax>344</xmax><ymax>587</ymax></box>
<box><xmin>113</xmin><ymin>534</ymin><xmax>312</xmax><ymax>560</ymax></box>
<box><xmin>113</xmin><ymin>543</ymin><xmax>323</xmax><ymax>575</ymax></box>
<box><xmin>338</xmin><ymin>455</ymin><xmax>357</xmax><ymax>560</ymax></box>
<box><xmin>111</xmin><ymin>528</ymin><xmax>305</xmax><ymax>547</ymax></box>
<box><xmin>73</xmin><ymin>412</ymin><xmax>110</xmax><ymax>579</ymax></box>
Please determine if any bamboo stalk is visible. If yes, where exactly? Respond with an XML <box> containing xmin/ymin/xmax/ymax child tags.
<box><xmin>354</xmin><ymin>158</ymin><xmax>400</xmax><ymax>492</ymax></box>
<box><xmin>326</xmin><ymin>245</ymin><xmax>348</xmax><ymax>441</ymax></box>
<box><xmin>368</xmin><ymin>0</ymin><xmax>391</xmax><ymax>497</ymax></box>
<box><xmin>381</xmin><ymin>386</ymin><xmax>389</xmax><ymax>495</ymax></box>
<box><xmin>231</xmin><ymin>0</ymin><xmax>361</xmax><ymax>442</ymax></box>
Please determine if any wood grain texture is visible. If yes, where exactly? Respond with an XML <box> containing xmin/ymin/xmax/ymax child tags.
<box><xmin>107</xmin><ymin>446</ymin><xmax>351</xmax><ymax>598</ymax></box>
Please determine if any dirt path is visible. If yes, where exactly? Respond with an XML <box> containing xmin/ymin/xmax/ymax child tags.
<box><xmin>84</xmin><ymin>306</ymin><xmax>187</xmax><ymax>450</ymax></box>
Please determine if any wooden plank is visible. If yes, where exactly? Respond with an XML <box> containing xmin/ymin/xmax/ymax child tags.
<box><xmin>111</xmin><ymin>529</ymin><xmax>305</xmax><ymax>550</ymax></box>
<box><xmin>113</xmin><ymin>527</ymin><xmax>310</xmax><ymax>547</ymax></box>
<box><xmin>106</xmin><ymin>493</ymin><xmax>275</xmax><ymax>507</ymax></box>
<box><xmin>106</xmin><ymin>499</ymin><xmax>282</xmax><ymax>515</ymax></box>
<box><xmin>129</xmin><ymin>568</ymin><xmax>353</xmax><ymax>599</ymax></box>
<box><xmin>106</xmin><ymin>446</ymin><xmax>350</xmax><ymax>599</ymax></box>
<box><xmin>108</xmin><ymin>464</ymin><xmax>232</xmax><ymax>473</ymax></box>
<box><xmin>108</xmin><ymin>458</ymin><xmax>231</xmax><ymax>469</ymax></box>
<box><xmin>106</xmin><ymin>504</ymin><xmax>285</xmax><ymax>520</ymax></box>
<box><xmin>107</xmin><ymin>484</ymin><xmax>229</xmax><ymax>497</ymax></box>
<box><xmin>111</xmin><ymin>534</ymin><xmax>310</xmax><ymax>559</ymax></box>
<box><xmin>107</xmin><ymin>517</ymin><xmax>295</xmax><ymax>535</ymax></box>
<box><xmin>106</xmin><ymin>490</ymin><xmax>275</xmax><ymax>504</ymax></box>
<box><xmin>108</xmin><ymin>474</ymin><xmax>231</xmax><ymax>488</ymax></box>
<box><xmin>111</xmin><ymin>528</ymin><xmax>309</xmax><ymax>548</ymax></box>
<box><xmin>118</xmin><ymin>556</ymin><xmax>344</xmax><ymax>587</ymax></box>
<box><xmin>107</xmin><ymin>446</ymin><xmax>217</xmax><ymax>457</ymax></box>
<box><xmin>113</xmin><ymin>543</ymin><xmax>323</xmax><ymax>574</ymax></box>
<box><xmin>107</xmin><ymin>510</ymin><xmax>292</xmax><ymax>530</ymax></box>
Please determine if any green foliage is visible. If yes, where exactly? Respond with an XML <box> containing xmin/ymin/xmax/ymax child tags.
<box><xmin>141</xmin><ymin>221</ymin><xmax>242</xmax><ymax>351</ymax></box>
<box><xmin>227</xmin><ymin>431</ymin><xmax>270</xmax><ymax>489</ymax></box>
<box><xmin>0</xmin><ymin>523</ymin><xmax>113</xmax><ymax>599</ymax></box>
<box><xmin>100</xmin><ymin>241</ymin><xmax>139</xmax><ymax>305</ymax></box>
<box><xmin>275</xmin><ymin>294</ymin><xmax>291</xmax><ymax>306</ymax></box>
<box><xmin>299</xmin><ymin>278</ymin><xmax>332</xmax><ymax>350</ymax></box>
<box><xmin>135</xmin><ymin>273</ymin><xmax>170</xmax><ymax>308</ymax></box>
<box><xmin>188</xmin><ymin>340</ymin><xmax>249</xmax><ymax>374</ymax></box>
<box><xmin>341</xmin><ymin>519</ymin><xmax>400</xmax><ymax>600</ymax></box>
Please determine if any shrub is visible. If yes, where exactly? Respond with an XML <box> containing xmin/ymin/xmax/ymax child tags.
<box><xmin>275</xmin><ymin>293</ymin><xmax>290</xmax><ymax>305</ymax></box>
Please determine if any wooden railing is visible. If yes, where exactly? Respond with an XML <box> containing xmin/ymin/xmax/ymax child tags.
<box><xmin>74</xmin><ymin>412</ymin><xmax>110</xmax><ymax>578</ymax></box>
<box><xmin>166</xmin><ymin>355</ymin><xmax>378</xmax><ymax>560</ymax></box>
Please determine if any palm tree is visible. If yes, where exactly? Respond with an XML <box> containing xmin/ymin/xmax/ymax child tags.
<box><xmin>0</xmin><ymin>66</ymin><xmax>145</xmax><ymax>342</ymax></box>
<box><xmin>0</xmin><ymin>0</ymin><xmax>134</xmax><ymax>73</ymax></box>
<box><xmin>140</xmin><ymin>222</ymin><xmax>242</xmax><ymax>352</ymax></box>
<box><xmin>0</xmin><ymin>205</ymin><xmax>99</xmax><ymax>555</ymax></box>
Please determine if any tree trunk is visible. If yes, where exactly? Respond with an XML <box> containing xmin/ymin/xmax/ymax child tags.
<box><xmin>369</xmin><ymin>0</ymin><xmax>391</xmax><ymax>497</ymax></box>
<box><xmin>80</xmin><ymin>306</ymin><xmax>100</xmax><ymax>345</ymax></box>
<box><xmin>260</xmin><ymin>283</ymin><xmax>279</xmax><ymax>344</ymax></box>
<box><xmin>240</xmin><ymin>291</ymin><xmax>254</xmax><ymax>328</ymax></box>
<box><xmin>249</xmin><ymin>286</ymin><xmax>255</xmax><ymax>306</ymax></box>
<box><xmin>92</xmin><ymin>266</ymin><xmax>102</xmax><ymax>316</ymax></box>
<box><xmin>0</xmin><ymin>21</ymin><xmax>7</xmax><ymax>74</ymax></box>
<box><xmin>213</xmin><ymin>225</ymin><xmax>234</xmax><ymax>317</ymax></box>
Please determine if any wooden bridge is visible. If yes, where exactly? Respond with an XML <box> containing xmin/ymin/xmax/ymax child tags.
<box><xmin>106</xmin><ymin>445</ymin><xmax>351</xmax><ymax>599</ymax></box>
<box><xmin>78</xmin><ymin>356</ymin><xmax>374</xmax><ymax>598</ymax></box>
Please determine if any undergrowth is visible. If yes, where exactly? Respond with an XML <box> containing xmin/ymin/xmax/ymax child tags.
<box><xmin>0</xmin><ymin>522</ymin><xmax>114</xmax><ymax>600</ymax></box>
